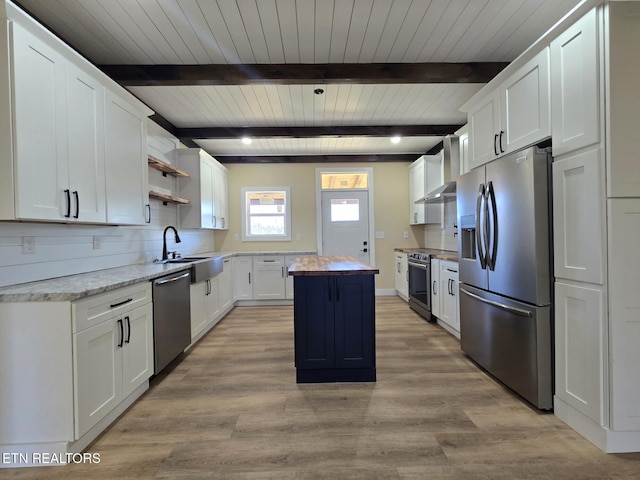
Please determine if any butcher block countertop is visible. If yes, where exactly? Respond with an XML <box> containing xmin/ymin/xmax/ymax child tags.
<box><xmin>288</xmin><ymin>256</ymin><xmax>379</xmax><ymax>276</ymax></box>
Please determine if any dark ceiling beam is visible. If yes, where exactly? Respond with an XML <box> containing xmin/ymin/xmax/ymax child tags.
<box><xmin>215</xmin><ymin>154</ymin><xmax>421</xmax><ymax>164</ymax></box>
<box><xmin>99</xmin><ymin>62</ymin><xmax>508</xmax><ymax>86</ymax></box>
<box><xmin>177</xmin><ymin>124</ymin><xmax>463</xmax><ymax>141</ymax></box>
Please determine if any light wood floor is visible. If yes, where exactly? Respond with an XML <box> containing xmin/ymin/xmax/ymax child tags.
<box><xmin>6</xmin><ymin>297</ymin><xmax>640</xmax><ymax>479</ymax></box>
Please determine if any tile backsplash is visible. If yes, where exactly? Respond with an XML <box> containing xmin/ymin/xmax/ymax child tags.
<box><xmin>425</xmin><ymin>200</ymin><xmax>458</xmax><ymax>252</ymax></box>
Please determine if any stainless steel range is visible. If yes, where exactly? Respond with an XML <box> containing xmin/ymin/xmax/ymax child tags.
<box><xmin>407</xmin><ymin>252</ymin><xmax>433</xmax><ymax>322</ymax></box>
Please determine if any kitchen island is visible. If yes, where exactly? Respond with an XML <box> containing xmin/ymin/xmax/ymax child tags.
<box><xmin>288</xmin><ymin>256</ymin><xmax>379</xmax><ymax>383</ymax></box>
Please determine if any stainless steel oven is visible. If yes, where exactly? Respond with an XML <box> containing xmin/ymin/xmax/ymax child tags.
<box><xmin>408</xmin><ymin>252</ymin><xmax>432</xmax><ymax>322</ymax></box>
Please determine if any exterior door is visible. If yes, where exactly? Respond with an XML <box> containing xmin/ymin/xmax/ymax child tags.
<box><xmin>321</xmin><ymin>190</ymin><xmax>370</xmax><ymax>264</ymax></box>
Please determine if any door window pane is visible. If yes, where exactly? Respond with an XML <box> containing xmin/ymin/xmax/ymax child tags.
<box><xmin>331</xmin><ymin>199</ymin><xmax>359</xmax><ymax>222</ymax></box>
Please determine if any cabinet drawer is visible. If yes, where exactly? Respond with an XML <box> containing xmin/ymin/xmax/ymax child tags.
<box><xmin>72</xmin><ymin>282</ymin><xmax>152</xmax><ymax>333</ymax></box>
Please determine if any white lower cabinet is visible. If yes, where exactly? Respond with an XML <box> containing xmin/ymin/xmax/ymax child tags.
<box><xmin>253</xmin><ymin>255</ymin><xmax>288</xmax><ymax>300</ymax></box>
<box><xmin>233</xmin><ymin>256</ymin><xmax>253</xmax><ymax>301</ymax></box>
<box><xmin>73</xmin><ymin>284</ymin><xmax>153</xmax><ymax>439</ymax></box>
<box><xmin>554</xmin><ymin>280</ymin><xmax>603</xmax><ymax>424</ymax></box>
<box><xmin>430</xmin><ymin>258</ymin><xmax>441</xmax><ymax>318</ymax></box>
<box><xmin>394</xmin><ymin>252</ymin><xmax>408</xmax><ymax>301</ymax></box>
<box><xmin>190</xmin><ymin>277</ymin><xmax>219</xmax><ymax>341</ymax></box>
<box><xmin>438</xmin><ymin>261</ymin><xmax>460</xmax><ymax>337</ymax></box>
<box><xmin>219</xmin><ymin>257</ymin><xmax>233</xmax><ymax>310</ymax></box>
<box><xmin>190</xmin><ymin>257</ymin><xmax>234</xmax><ymax>342</ymax></box>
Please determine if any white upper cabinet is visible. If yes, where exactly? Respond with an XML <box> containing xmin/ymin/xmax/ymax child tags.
<box><xmin>550</xmin><ymin>8</ymin><xmax>600</xmax><ymax>157</ymax></box>
<box><xmin>408</xmin><ymin>157</ymin><xmax>426</xmax><ymax>225</ymax></box>
<box><xmin>177</xmin><ymin>148</ymin><xmax>229</xmax><ymax>230</ymax></box>
<box><xmin>467</xmin><ymin>48</ymin><xmax>550</xmax><ymax>169</ymax></box>
<box><xmin>104</xmin><ymin>90</ymin><xmax>149</xmax><ymax>225</ymax></box>
<box><xmin>408</xmin><ymin>155</ymin><xmax>442</xmax><ymax>225</ymax></box>
<box><xmin>468</xmin><ymin>90</ymin><xmax>501</xmax><ymax>170</ymax></box>
<box><xmin>12</xmin><ymin>21</ymin><xmax>106</xmax><ymax>223</ymax></box>
<box><xmin>1</xmin><ymin>6</ymin><xmax>151</xmax><ymax>225</ymax></box>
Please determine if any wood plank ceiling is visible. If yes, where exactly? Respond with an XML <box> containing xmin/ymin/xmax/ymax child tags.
<box><xmin>15</xmin><ymin>0</ymin><xmax>583</xmax><ymax>163</ymax></box>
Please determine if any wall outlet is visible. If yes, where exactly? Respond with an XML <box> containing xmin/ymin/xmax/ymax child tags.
<box><xmin>22</xmin><ymin>236</ymin><xmax>35</xmax><ymax>254</ymax></box>
<box><xmin>233</xmin><ymin>233</ymin><xmax>240</xmax><ymax>241</ymax></box>
<box><xmin>93</xmin><ymin>236</ymin><xmax>101</xmax><ymax>250</ymax></box>
<box><xmin>296</xmin><ymin>233</ymin><xmax>301</xmax><ymax>241</ymax></box>
<box><xmin>403</xmin><ymin>231</ymin><xmax>409</xmax><ymax>239</ymax></box>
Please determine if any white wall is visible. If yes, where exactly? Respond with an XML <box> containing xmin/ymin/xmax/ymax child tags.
<box><xmin>424</xmin><ymin>200</ymin><xmax>458</xmax><ymax>251</ymax></box>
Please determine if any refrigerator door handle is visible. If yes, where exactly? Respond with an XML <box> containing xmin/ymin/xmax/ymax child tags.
<box><xmin>487</xmin><ymin>181</ymin><xmax>498</xmax><ymax>271</ymax></box>
<box><xmin>459</xmin><ymin>286</ymin><xmax>533</xmax><ymax>317</ymax></box>
<box><xmin>476</xmin><ymin>184</ymin><xmax>487</xmax><ymax>269</ymax></box>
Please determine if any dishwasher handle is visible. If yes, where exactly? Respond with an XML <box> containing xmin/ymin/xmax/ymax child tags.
<box><xmin>155</xmin><ymin>271</ymin><xmax>191</xmax><ymax>286</ymax></box>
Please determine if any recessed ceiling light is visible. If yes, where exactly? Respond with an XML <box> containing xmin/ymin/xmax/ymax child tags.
<box><xmin>390</xmin><ymin>136</ymin><xmax>401</xmax><ymax>144</ymax></box>
<box><xmin>242</xmin><ymin>137</ymin><xmax>253</xmax><ymax>145</ymax></box>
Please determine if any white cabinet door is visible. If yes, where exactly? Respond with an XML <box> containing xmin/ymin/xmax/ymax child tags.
<box><xmin>190</xmin><ymin>281</ymin><xmax>208</xmax><ymax>339</ymax></box>
<box><xmin>200</xmin><ymin>157</ymin><xmax>215</xmax><ymax>229</ymax></box>
<box><xmin>408</xmin><ymin>158</ymin><xmax>426</xmax><ymax>224</ymax></box>
<box><xmin>459</xmin><ymin>130</ymin><xmax>470</xmax><ymax>175</ymax></box>
<box><xmin>66</xmin><ymin>63</ymin><xmax>106</xmax><ymax>223</ymax></box>
<box><xmin>74</xmin><ymin>318</ymin><xmax>122</xmax><ymax>438</ymax></box>
<box><xmin>554</xmin><ymin>281</ymin><xmax>603</xmax><ymax>425</ymax></box>
<box><xmin>213</xmin><ymin>162</ymin><xmax>229</xmax><ymax>229</ymax></box>
<box><xmin>233</xmin><ymin>256</ymin><xmax>253</xmax><ymax>300</ymax></box>
<box><xmin>430</xmin><ymin>258</ymin><xmax>441</xmax><ymax>318</ymax></box>
<box><xmin>439</xmin><ymin>261</ymin><xmax>459</xmax><ymax>335</ymax></box>
<box><xmin>500</xmin><ymin>47</ymin><xmax>550</xmax><ymax>154</ymax></box>
<box><xmin>219</xmin><ymin>257</ymin><xmax>233</xmax><ymax>309</ymax></box>
<box><xmin>552</xmin><ymin>147</ymin><xmax>605</xmax><ymax>284</ymax></box>
<box><xmin>550</xmin><ymin>8</ymin><xmax>599</xmax><ymax>156</ymax></box>
<box><xmin>608</xmin><ymin>199</ymin><xmax>640</xmax><ymax>431</ymax></box>
<box><xmin>178</xmin><ymin>149</ymin><xmax>229</xmax><ymax>229</ymax></box>
<box><xmin>468</xmin><ymin>90</ymin><xmax>500</xmax><ymax>169</ymax></box>
<box><xmin>394</xmin><ymin>252</ymin><xmax>408</xmax><ymax>300</ymax></box>
<box><xmin>121</xmin><ymin>302</ymin><xmax>153</xmax><ymax>398</ymax></box>
<box><xmin>104</xmin><ymin>90</ymin><xmax>148</xmax><ymax>225</ymax></box>
<box><xmin>253</xmin><ymin>256</ymin><xmax>286</xmax><ymax>300</ymax></box>
<box><xmin>12</xmin><ymin>22</ymin><xmax>68</xmax><ymax>221</ymax></box>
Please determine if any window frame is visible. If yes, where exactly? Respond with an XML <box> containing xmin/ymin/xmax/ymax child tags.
<box><xmin>241</xmin><ymin>186</ymin><xmax>291</xmax><ymax>242</ymax></box>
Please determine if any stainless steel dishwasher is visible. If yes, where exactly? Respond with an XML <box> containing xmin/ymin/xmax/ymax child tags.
<box><xmin>152</xmin><ymin>269</ymin><xmax>192</xmax><ymax>374</ymax></box>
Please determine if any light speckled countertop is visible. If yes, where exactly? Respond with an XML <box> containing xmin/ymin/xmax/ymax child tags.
<box><xmin>0</xmin><ymin>250</ymin><xmax>316</xmax><ymax>303</ymax></box>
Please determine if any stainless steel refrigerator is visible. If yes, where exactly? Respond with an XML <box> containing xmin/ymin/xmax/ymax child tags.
<box><xmin>457</xmin><ymin>145</ymin><xmax>553</xmax><ymax>410</ymax></box>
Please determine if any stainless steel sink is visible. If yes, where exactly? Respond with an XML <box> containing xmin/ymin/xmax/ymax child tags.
<box><xmin>166</xmin><ymin>256</ymin><xmax>223</xmax><ymax>283</ymax></box>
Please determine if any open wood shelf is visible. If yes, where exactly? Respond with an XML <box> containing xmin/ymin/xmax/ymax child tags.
<box><xmin>148</xmin><ymin>155</ymin><xmax>190</xmax><ymax>177</ymax></box>
<box><xmin>149</xmin><ymin>190</ymin><xmax>191</xmax><ymax>205</ymax></box>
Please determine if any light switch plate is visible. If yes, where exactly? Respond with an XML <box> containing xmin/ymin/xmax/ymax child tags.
<box><xmin>375</xmin><ymin>231</ymin><xmax>385</xmax><ymax>239</ymax></box>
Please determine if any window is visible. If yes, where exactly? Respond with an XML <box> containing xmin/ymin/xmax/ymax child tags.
<box><xmin>330</xmin><ymin>198</ymin><xmax>360</xmax><ymax>222</ymax></box>
<box><xmin>321</xmin><ymin>172</ymin><xmax>368</xmax><ymax>190</ymax></box>
<box><xmin>241</xmin><ymin>187</ymin><xmax>291</xmax><ymax>241</ymax></box>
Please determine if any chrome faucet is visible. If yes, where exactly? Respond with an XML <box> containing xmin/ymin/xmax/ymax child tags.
<box><xmin>162</xmin><ymin>226</ymin><xmax>182</xmax><ymax>261</ymax></box>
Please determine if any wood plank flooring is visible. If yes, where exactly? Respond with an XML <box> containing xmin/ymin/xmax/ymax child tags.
<box><xmin>5</xmin><ymin>297</ymin><xmax>640</xmax><ymax>479</ymax></box>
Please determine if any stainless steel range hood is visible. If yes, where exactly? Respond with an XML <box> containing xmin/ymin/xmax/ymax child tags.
<box><xmin>415</xmin><ymin>134</ymin><xmax>460</xmax><ymax>204</ymax></box>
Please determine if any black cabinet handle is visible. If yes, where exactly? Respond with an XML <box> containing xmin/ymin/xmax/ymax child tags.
<box><xmin>64</xmin><ymin>189</ymin><xmax>71</xmax><ymax>218</ymax></box>
<box><xmin>145</xmin><ymin>204</ymin><xmax>151</xmax><ymax>224</ymax></box>
<box><xmin>117</xmin><ymin>319</ymin><xmax>124</xmax><ymax>348</ymax></box>
<box><xmin>432</xmin><ymin>280</ymin><xmax>437</xmax><ymax>295</ymax></box>
<box><xmin>110</xmin><ymin>298</ymin><xmax>133</xmax><ymax>309</ymax></box>
<box><xmin>493</xmin><ymin>134</ymin><xmax>499</xmax><ymax>156</ymax></box>
<box><xmin>125</xmin><ymin>316</ymin><xmax>131</xmax><ymax>344</ymax></box>
<box><xmin>248</xmin><ymin>272</ymin><xmax>251</xmax><ymax>284</ymax></box>
<box><xmin>499</xmin><ymin>130</ymin><xmax>504</xmax><ymax>153</ymax></box>
<box><xmin>73</xmin><ymin>190</ymin><xmax>79</xmax><ymax>219</ymax></box>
